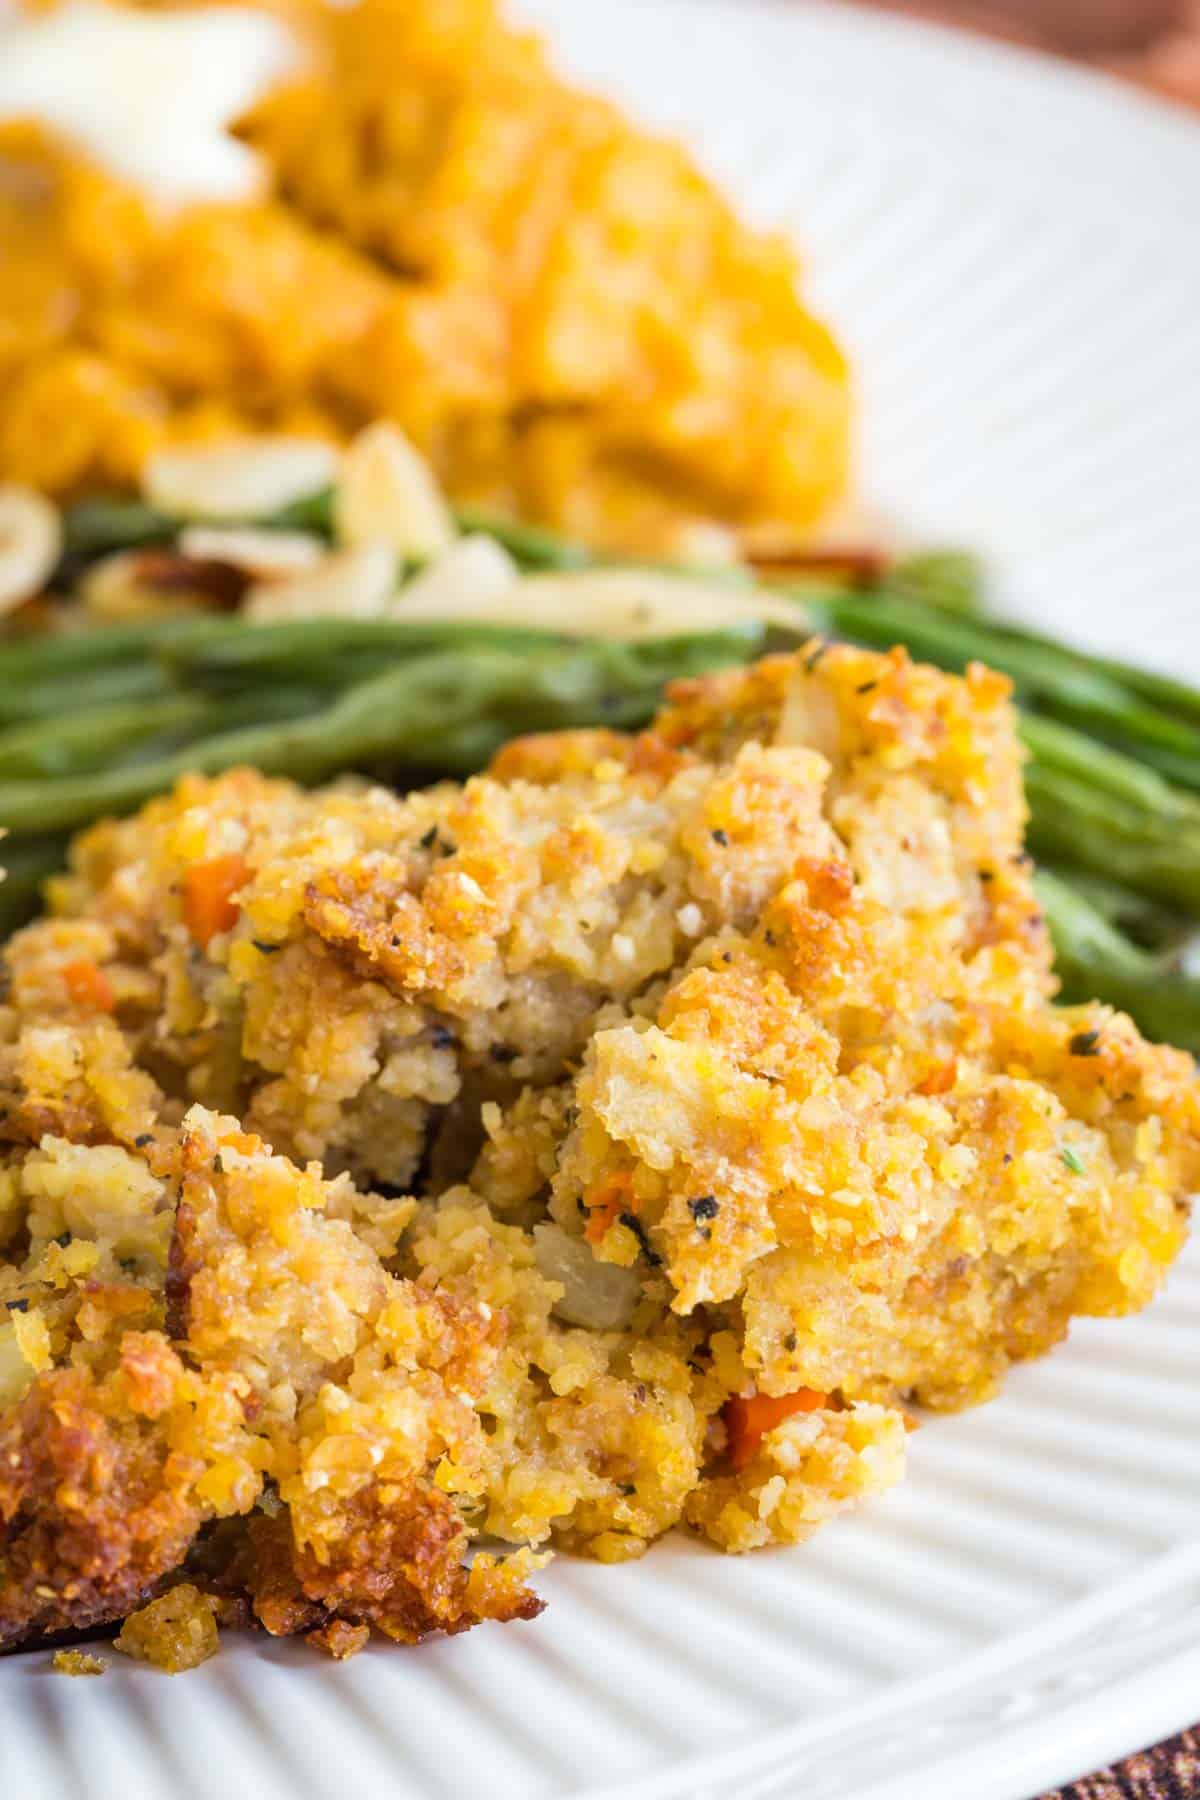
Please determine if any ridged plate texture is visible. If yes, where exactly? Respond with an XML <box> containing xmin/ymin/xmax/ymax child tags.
<box><xmin>2</xmin><ymin>5</ymin><xmax>1199</xmax><ymax>1796</ymax></box>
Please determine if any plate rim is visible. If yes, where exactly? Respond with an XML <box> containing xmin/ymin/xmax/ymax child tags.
<box><xmin>573</xmin><ymin>1535</ymin><xmax>1200</xmax><ymax>1800</ymax></box>
<box><xmin>4</xmin><ymin>6</ymin><xmax>1200</xmax><ymax>1799</ymax></box>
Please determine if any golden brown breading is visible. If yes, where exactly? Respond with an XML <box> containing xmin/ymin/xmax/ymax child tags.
<box><xmin>11</xmin><ymin>720</ymin><xmax>853</xmax><ymax>1184</ymax></box>
<box><xmin>0</xmin><ymin>643</ymin><xmax>1195</xmax><ymax>1654</ymax></box>
<box><xmin>0</xmin><ymin>1351</ymin><xmax>202</xmax><ymax>1647</ymax></box>
<box><xmin>0</xmin><ymin>1109</ymin><xmax>543</xmax><ymax>1655</ymax></box>
<box><xmin>161</xmin><ymin>1107</ymin><xmax>544</xmax><ymax>1647</ymax></box>
<box><xmin>541</xmin><ymin>653</ymin><xmax>1196</xmax><ymax>1410</ymax></box>
<box><xmin>114</xmin><ymin>1584</ymin><xmax>221</xmax><ymax>1672</ymax></box>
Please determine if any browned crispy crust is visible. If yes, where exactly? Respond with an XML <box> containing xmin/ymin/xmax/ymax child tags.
<box><xmin>0</xmin><ymin>1103</ymin><xmax>117</xmax><ymax>1151</ymax></box>
<box><xmin>228</xmin><ymin>1513</ymin><xmax>324</xmax><ymax>1639</ymax></box>
<box><xmin>291</xmin><ymin>1483</ymin><xmax>544</xmax><ymax>1646</ymax></box>
<box><xmin>164</xmin><ymin>1197</ymin><xmax>198</xmax><ymax>1342</ymax></box>
<box><xmin>0</xmin><ymin>1358</ymin><xmax>199</xmax><ymax>1648</ymax></box>
<box><xmin>222</xmin><ymin>1490</ymin><xmax>543</xmax><ymax>1658</ymax></box>
<box><xmin>303</xmin><ymin>875</ymin><xmax>467</xmax><ymax>994</ymax></box>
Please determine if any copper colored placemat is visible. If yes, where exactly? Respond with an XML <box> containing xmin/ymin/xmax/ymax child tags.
<box><xmin>1035</xmin><ymin>1726</ymin><xmax>1200</xmax><ymax>1798</ymax></box>
<box><xmin>853</xmin><ymin>0</ymin><xmax>1200</xmax><ymax>106</ymax></box>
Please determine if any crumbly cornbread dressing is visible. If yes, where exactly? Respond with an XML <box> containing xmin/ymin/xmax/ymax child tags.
<box><xmin>0</xmin><ymin>644</ymin><xmax>1194</xmax><ymax>1667</ymax></box>
<box><xmin>0</xmin><ymin>0</ymin><xmax>849</xmax><ymax>556</ymax></box>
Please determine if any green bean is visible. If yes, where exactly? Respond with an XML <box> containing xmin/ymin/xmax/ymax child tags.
<box><xmin>812</xmin><ymin>590</ymin><xmax>1132</xmax><ymax>700</ymax></box>
<box><xmin>262</xmin><ymin>487</ymin><xmax>336</xmax><ymax>535</ymax></box>
<box><xmin>0</xmin><ymin>834</ymin><xmax>71</xmax><ymax>936</ymax></box>
<box><xmin>405</xmin><ymin>718</ymin><xmax>514</xmax><ymax>777</ymax></box>
<box><xmin>0</xmin><ymin>695</ymin><xmax>213</xmax><ymax>779</ymax></box>
<box><xmin>0</xmin><ymin>662</ymin><xmax>180</xmax><ymax>728</ymax></box>
<box><xmin>1035</xmin><ymin>868</ymin><xmax>1200</xmax><ymax>1053</ymax></box>
<box><xmin>1041</xmin><ymin>867</ymin><xmax>1185</xmax><ymax>955</ymax></box>
<box><xmin>888</xmin><ymin>549</ymin><xmax>985</xmax><ymax>616</ymax></box>
<box><xmin>60</xmin><ymin>489</ymin><xmax>339</xmax><ymax>560</ymax></box>
<box><xmin>162</xmin><ymin>617</ymin><xmax>595</xmax><ymax>682</ymax></box>
<box><xmin>1039</xmin><ymin>696</ymin><xmax>1200</xmax><ymax>792</ymax></box>
<box><xmin>113</xmin><ymin>688</ymin><xmax>327</xmax><ymax>768</ymax></box>
<box><xmin>0</xmin><ymin>614</ymin><xmax>224</xmax><ymax>687</ymax></box>
<box><xmin>1024</xmin><ymin>763</ymin><xmax>1200</xmax><ymax>915</ymax></box>
<box><xmin>60</xmin><ymin>497</ymin><xmax>178</xmax><ymax>559</ymax></box>
<box><xmin>0</xmin><ymin>633</ymin><xmax>756</xmax><ymax>834</ymax></box>
<box><xmin>0</xmin><ymin>656</ymin><xmax>472</xmax><ymax>832</ymax></box>
<box><xmin>163</xmin><ymin>617</ymin><xmax>765</xmax><ymax>696</ymax></box>
<box><xmin>1022</xmin><ymin>714</ymin><xmax>1200</xmax><ymax>822</ymax></box>
<box><xmin>950</xmin><ymin>612</ymin><xmax>1200</xmax><ymax>732</ymax></box>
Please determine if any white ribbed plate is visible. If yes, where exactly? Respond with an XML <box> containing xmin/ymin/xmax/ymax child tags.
<box><xmin>4</xmin><ymin>6</ymin><xmax>1200</xmax><ymax>1798</ymax></box>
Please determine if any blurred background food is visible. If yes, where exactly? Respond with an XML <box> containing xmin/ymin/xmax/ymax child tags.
<box><xmin>0</xmin><ymin>0</ymin><xmax>850</xmax><ymax>561</ymax></box>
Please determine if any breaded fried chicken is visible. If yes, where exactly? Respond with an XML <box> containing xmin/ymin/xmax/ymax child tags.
<box><xmin>0</xmin><ymin>644</ymin><xmax>1194</xmax><ymax>1652</ymax></box>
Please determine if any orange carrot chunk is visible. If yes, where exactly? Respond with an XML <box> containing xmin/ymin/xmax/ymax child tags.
<box><xmin>62</xmin><ymin>958</ymin><xmax>115</xmax><ymax>1013</ymax></box>
<box><xmin>917</xmin><ymin>1055</ymin><xmax>957</xmax><ymax>1096</ymax></box>
<box><xmin>219</xmin><ymin>1129</ymin><xmax>265</xmax><ymax>1156</ymax></box>
<box><xmin>583</xmin><ymin>1171</ymin><xmax>636</xmax><ymax>1246</ymax></box>
<box><xmin>181</xmin><ymin>853</ymin><xmax>249</xmax><ymax>948</ymax></box>
<box><xmin>722</xmin><ymin>1386</ymin><xmax>828</xmax><ymax>1471</ymax></box>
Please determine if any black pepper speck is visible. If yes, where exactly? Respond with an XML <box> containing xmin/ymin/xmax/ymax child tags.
<box><xmin>620</xmin><ymin>1213</ymin><xmax>661</xmax><ymax>1267</ymax></box>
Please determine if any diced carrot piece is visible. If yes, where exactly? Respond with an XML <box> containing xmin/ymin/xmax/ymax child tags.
<box><xmin>722</xmin><ymin>1386</ymin><xmax>828</xmax><ymax>1471</ymax></box>
<box><xmin>62</xmin><ymin>959</ymin><xmax>115</xmax><ymax>1013</ymax></box>
<box><xmin>583</xmin><ymin>1171</ymin><xmax>636</xmax><ymax>1246</ymax></box>
<box><xmin>218</xmin><ymin>1130</ymin><xmax>264</xmax><ymax>1156</ymax></box>
<box><xmin>181</xmin><ymin>853</ymin><xmax>249</xmax><ymax>948</ymax></box>
<box><xmin>917</xmin><ymin>1056</ymin><xmax>957</xmax><ymax>1096</ymax></box>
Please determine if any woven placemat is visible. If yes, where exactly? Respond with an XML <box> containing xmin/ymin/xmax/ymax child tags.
<box><xmin>853</xmin><ymin>0</ymin><xmax>1200</xmax><ymax>106</ymax></box>
<box><xmin>1036</xmin><ymin>1726</ymin><xmax>1200</xmax><ymax>1798</ymax></box>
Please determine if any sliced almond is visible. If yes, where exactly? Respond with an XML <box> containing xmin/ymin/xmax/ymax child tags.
<box><xmin>393</xmin><ymin>535</ymin><xmax>519</xmax><ymax>616</ymax></box>
<box><xmin>179</xmin><ymin>526</ymin><xmax>324</xmax><ymax>581</ymax></box>
<box><xmin>395</xmin><ymin>564</ymin><xmax>811</xmax><ymax>639</ymax></box>
<box><xmin>0</xmin><ymin>485</ymin><xmax>62</xmax><ymax>615</ymax></box>
<box><xmin>244</xmin><ymin>542</ymin><xmax>396</xmax><ymax>621</ymax></box>
<box><xmin>143</xmin><ymin>438</ymin><xmax>339</xmax><ymax>522</ymax></box>
<box><xmin>334</xmin><ymin>422</ymin><xmax>455</xmax><ymax>559</ymax></box>
<box><xmin>662</xmin><ymin>519</ymin><xmax>741</xmax><ymax>569</ymax></box>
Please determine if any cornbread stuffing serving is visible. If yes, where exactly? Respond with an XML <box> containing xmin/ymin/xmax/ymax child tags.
<box><xmin>0</xmin><ymin>0</ymin><xmax>1196</xmax><ymax>1687</ymax></box>
<box><xmin>0</xmin><ymin>644</ymin><xmax>1193</xmax><ymax>1666</ymax></box>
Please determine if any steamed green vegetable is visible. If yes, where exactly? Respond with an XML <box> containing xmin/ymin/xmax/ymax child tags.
<box><xmin>4</xmin><ymin>493</ymin><xmax>1200</xmax><ymax>1050</ymax></box>
<box><xmin>0</xmin><ymin>629</ymin><xmax>763</xmax><ymax>834</ymax></box>
<box><xmin>1036</xmin><ymin>870</ymin><xmax>1200</xmax><ymax>1053</ymax></box>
